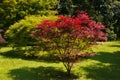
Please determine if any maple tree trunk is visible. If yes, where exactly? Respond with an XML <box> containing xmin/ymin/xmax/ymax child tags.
<box><xmin>67</xmin><ymin>68</ymin><xmax>71</xmax><ymax>76</ymax></box>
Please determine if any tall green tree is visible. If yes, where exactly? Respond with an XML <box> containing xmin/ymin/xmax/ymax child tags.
<box><xmin>76</xmin><ymin>0</ymin><xmax>120</xmax><ymax>39</ymax></box>
<box><xmin>58</xmin><ymin>0</ymin><xmax>73</xmax><ymax>16</ymax></box>
<box><xmin>0</xmin><ymin>0</ymin><xmax>58</xmax><ymax>30</ymax></box>
<box><xmin>58</xmin><ymin>0</ymin><xmax>120</xmax><ymax>39</ymax></box>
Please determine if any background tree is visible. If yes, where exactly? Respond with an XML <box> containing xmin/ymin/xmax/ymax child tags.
<box><xmin>57</xmin><ymin>0</ymin><xmax>73</xmax><ymax>16</ymax></box>
<box><xmin>0</xmin><ymin>0</ymin><xmax>58</xmax><ymax>30</ymax></box>
<box><xmin>58</xmin><ymin>0</ymin><xmax>120</xmax><ymax>40</ymax></box>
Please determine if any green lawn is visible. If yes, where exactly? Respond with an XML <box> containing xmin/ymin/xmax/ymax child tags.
<box><xmin>0</xmin><ymin>41</ymin><xmax>120</xmax><ymax>80</ymax></box>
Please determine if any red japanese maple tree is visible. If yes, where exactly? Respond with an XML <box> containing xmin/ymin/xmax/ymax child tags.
<box><xmin>32</xmin><ymin>11</ymin><xmax>107</xmax><ymax>75</ymax></box>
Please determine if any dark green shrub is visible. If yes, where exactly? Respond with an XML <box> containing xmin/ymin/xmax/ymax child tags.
<box><xmin>106</xmin><ymin>29</ymin><xmax>117</xmax><ymax>41</ymax></box>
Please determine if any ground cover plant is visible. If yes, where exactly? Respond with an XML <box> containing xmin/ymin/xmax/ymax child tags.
<box><xmin>31</xmin><ymin>11</ymin><xmax>107</xmax><ymax>76</ymax></box>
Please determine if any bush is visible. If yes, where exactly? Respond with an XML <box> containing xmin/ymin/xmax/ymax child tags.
<box><xmin>5</xmin><ymin>15</ymin><xmax>57</xmax><ymax>47</ymax></box>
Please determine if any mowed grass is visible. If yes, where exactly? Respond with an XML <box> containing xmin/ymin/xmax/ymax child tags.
<box><xmin>0</xmin><ymin>41</ymin><xmax>120</xmax><ymax>80</ymax></box>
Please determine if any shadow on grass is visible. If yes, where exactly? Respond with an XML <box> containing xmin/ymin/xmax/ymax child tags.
<box><xmin>0</xmin><ymin>49</ymin><xmax>26</xmax><ymax>58</ymax></box>
<box><xmin>80</xmin><ymin>51</ymin><xmax>120</xmax><ymax>80</ymax></box>
<box><xmin>109</xmin><ymin>45</ymin><xmax>120</xmax><ymax>47</ymax></box>
<box><xmin>0</xmin><ymin>49</ymin><xmax>60</xmax><ymax>63</ymax></box>
<box><xmin>9</xmin><ymin>66</ymin><xmax>78</xmax><ymax>80</ymax></box>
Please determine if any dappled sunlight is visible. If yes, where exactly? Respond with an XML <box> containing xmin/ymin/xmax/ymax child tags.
<box><xmin>0</xmin><ymin>41</ymin><xmax>120</xmax><ymax>80</ymax></box>
<box><xmin>73</xmin><ymin>41</ymin><xmax>120</xmax><ymax>80</ymax></box>
<box><xmin>79</xmin><ymin>61</ymin><xmax>120</xmax><ymax>80</ymax></box>
<box><xmin>8</xmin><ymin>66</ymin><xmax>78</xmax><ymax>80</ymax></box>
<box><xmin>77</xmin><ymin>51</ymin><xmax>120</xmax><ymax>80</ymax></box>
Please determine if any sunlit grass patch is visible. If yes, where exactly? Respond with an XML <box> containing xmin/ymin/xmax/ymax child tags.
<box><xmin>0</xmin><ymin>41</ymin><xmax>120</xmax><ymax>80</ymax></box>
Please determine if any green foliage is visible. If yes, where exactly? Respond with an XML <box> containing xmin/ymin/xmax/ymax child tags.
<box><xmin>106</xmin><ymin>28</ymin><xmax>117</xmax><ymax>41</ymax></box>
<box><xmin>58</xmin><ymin>0</ymin><xmax>120</xmax><ymax>40</ymax></box>
<box><xmin>5</xmin><ymin>15</ymin><xmax>57</xmax><ymax>47</ymax></box>
<box><xmin>58</xmin><ymin>0</ymin><xmax>74</xmax><ymax>16</ymax></box>
<box><xmin>0</xmin><ymin>0</ymin><xmax>58</xmax><ymax>30</ymax></box>
<box><xmin>99</xmin><ymin>0</ymin><xmax>120</xmax><ymax>39</ymax></box>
